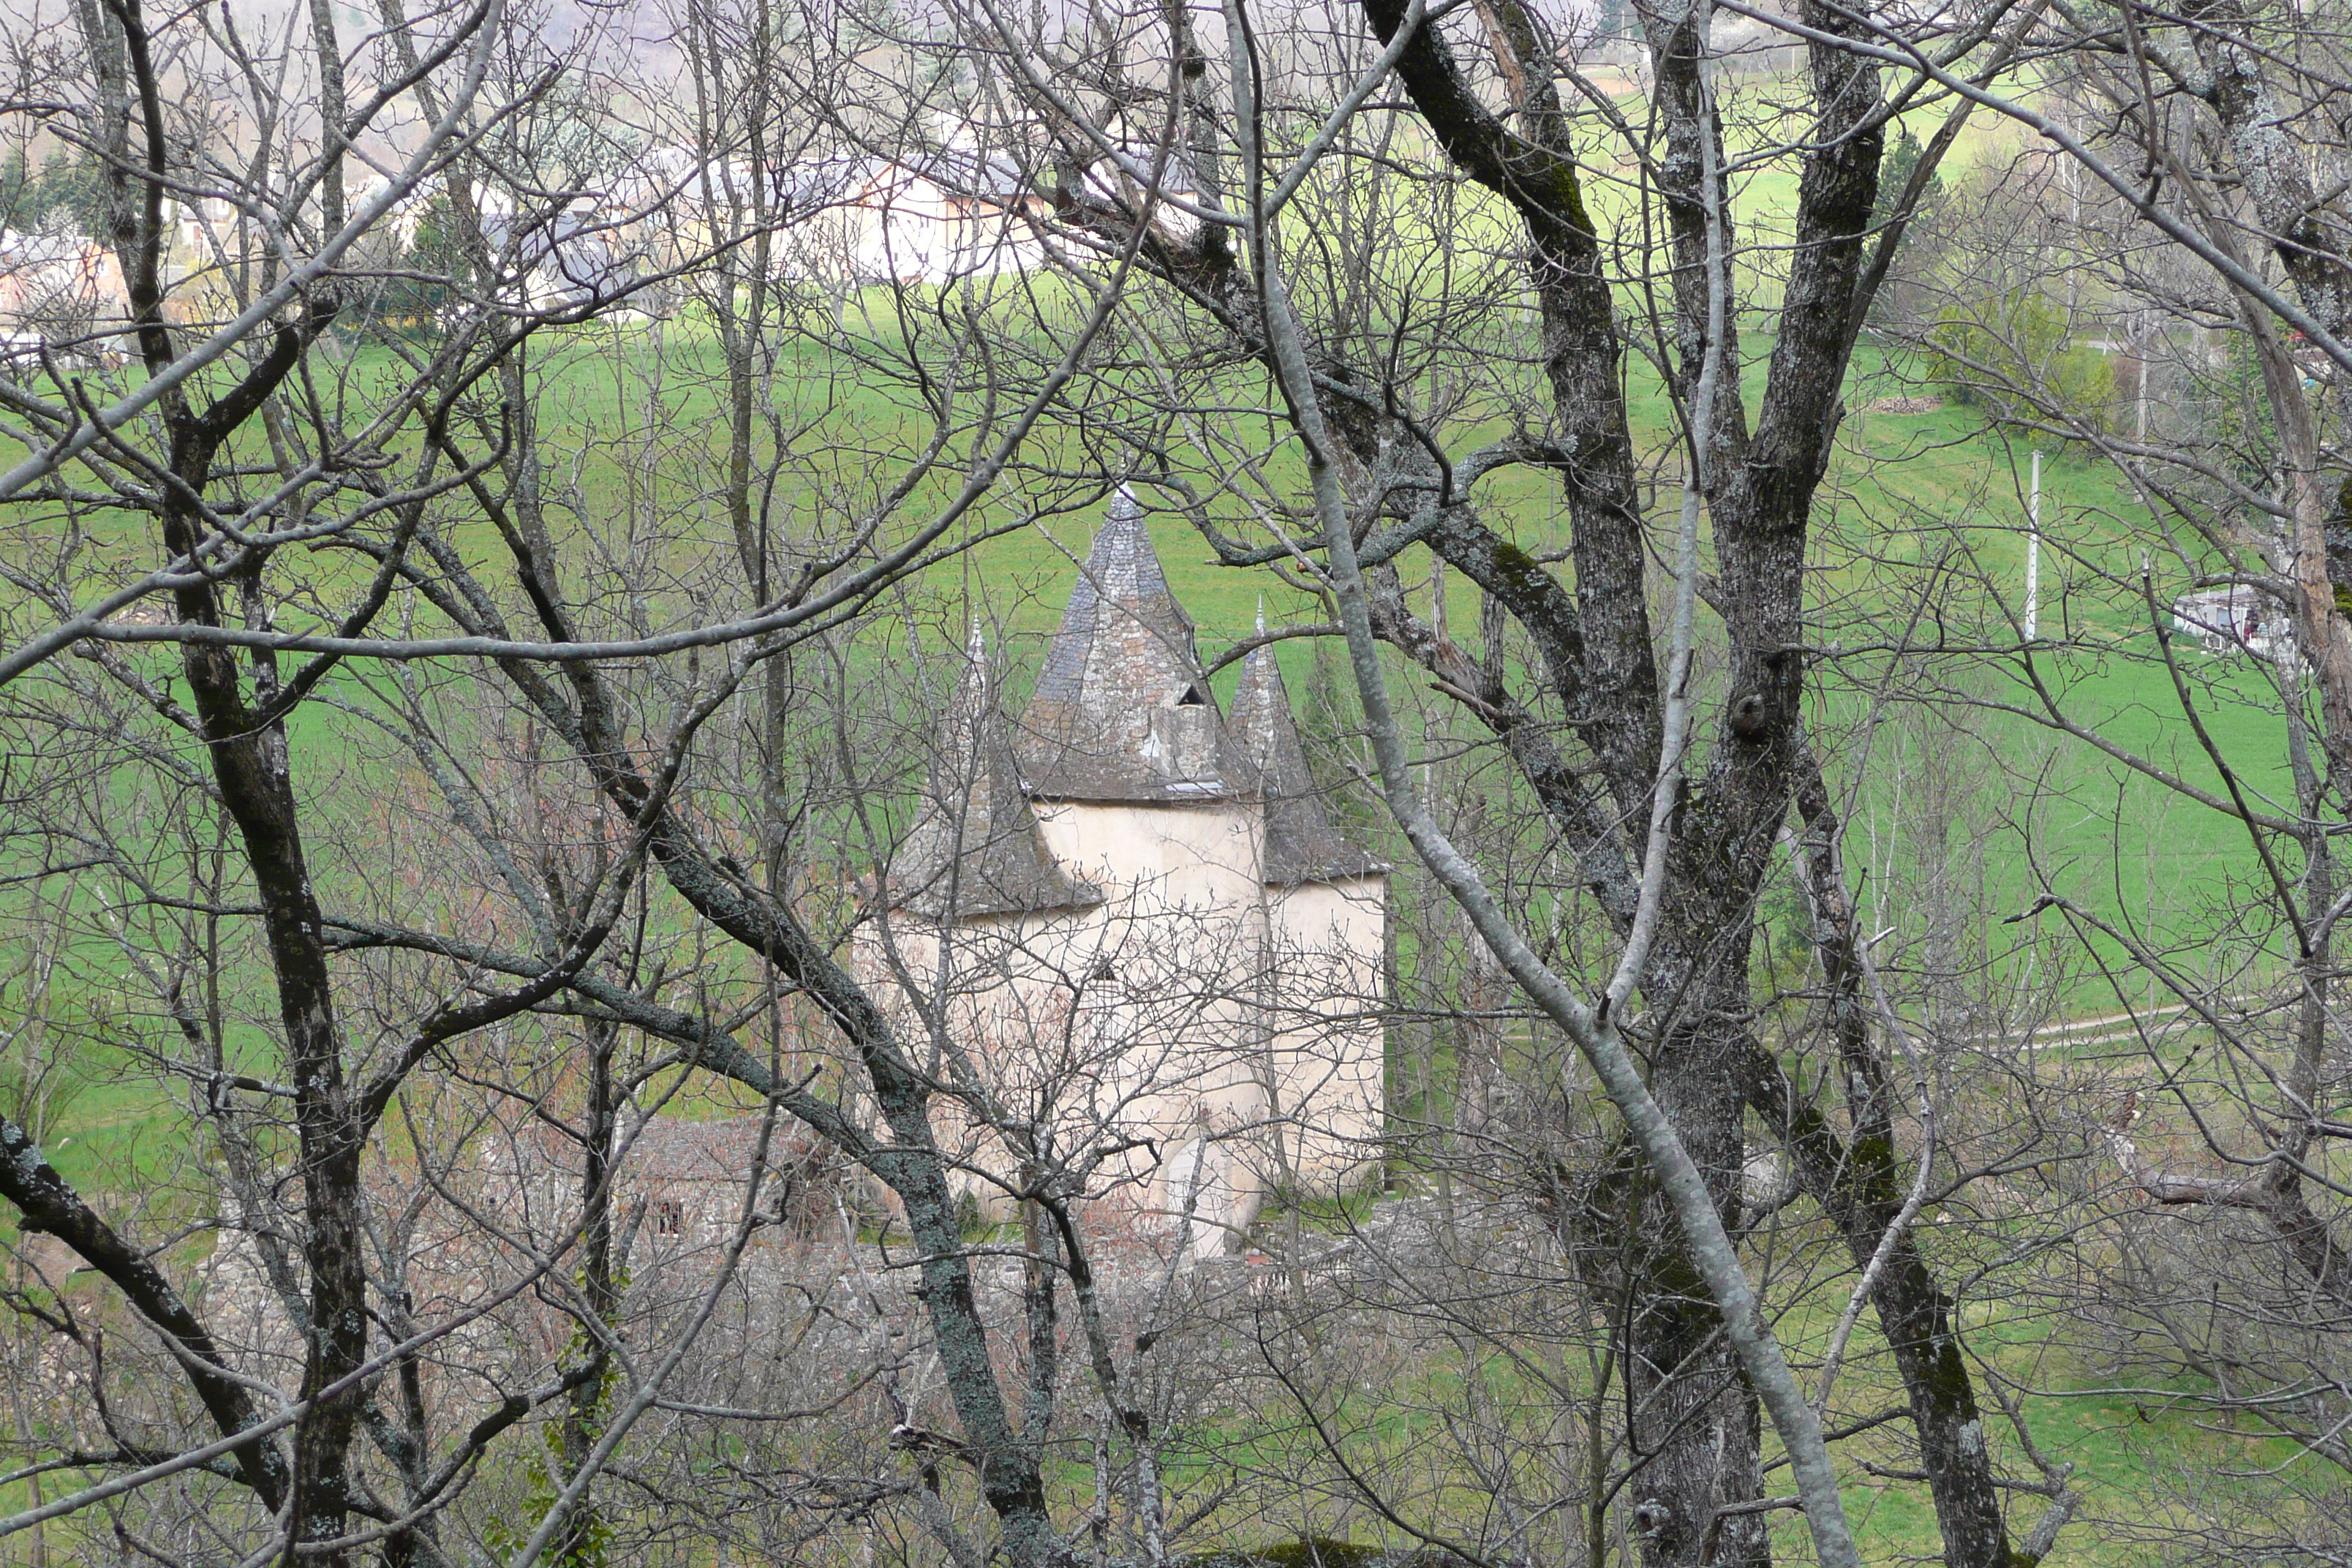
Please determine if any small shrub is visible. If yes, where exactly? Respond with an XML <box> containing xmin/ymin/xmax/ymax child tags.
<box><xmin>1927</xmin><ymin>285</ymin><xmax>2114</xmax><ymax>430</ymax></box>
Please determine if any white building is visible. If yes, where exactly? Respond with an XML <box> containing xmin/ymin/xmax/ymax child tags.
<box><xmin>2173</xmin><ymin>584</ymin><xmax>2297</xmax><ymax>666</ymax></box>
<box><xmin>853</xmin><ymin>490</ymin><xmax>1387</xmax><ymax>1254</ymax></box>
<box><xmin>0</xmin><ymin>232</ymin><xmax>127</xmax><ymax>367</ymax></box>
<box><xmin>620</xmin><ymin>146</ymin><xmax>1050</xmax><ymax>287</ymax></box>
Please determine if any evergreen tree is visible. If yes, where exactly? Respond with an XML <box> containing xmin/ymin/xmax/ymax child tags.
<box><xmin>1872</xmin><ymin>127</ymin><xmax>1941</xmax><ymax>228</ymax></box>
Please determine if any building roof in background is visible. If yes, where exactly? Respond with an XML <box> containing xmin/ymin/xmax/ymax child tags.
<box><xmin>491</xmin><ymin>1113</ymin><xmax>822</xmax><ymax>1187</ymax></box>
<box><xmin>890</xmin><ymin>488</ymin><xmax>1386</xmax><ymax>903</ymax></box>
<box><xmin>623</xmin><ymin>1116</ymin><xmax>810</xmax><ymax>1183</ymax></box>
<box><xmin>616</xmin><ymin>144</ymin><xmax>1040</xmax><ymax>219</ymax></box>
<box><xmin>1229</xmin><ymin>634</ymin><xmax>1383</xmax><ymax>885</ymax></box>
<box><xmin>902</xmin><ymin>145</ymin><xmax>1034</xmax><ymax>206</ymax></box>
<box><xmin>890</xmin><ymin>626</ymin><xmax>1104</xmax><ymax>919</ymax></box>
<box><xmin>620</xmin><ymin>148</ymin><xmax>881</xmax><ymax>216</ymax></box>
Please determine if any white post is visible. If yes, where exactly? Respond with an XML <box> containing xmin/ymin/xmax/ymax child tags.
<box><xmin>2024</xmin><ymin>450</ymin><xmax>2041</xmax><ymax>642</ymax></box>
<box><xmin>2135</xmin><ymin>310</ymin><xmax>2149</xmax><ymax>444</ymax></box>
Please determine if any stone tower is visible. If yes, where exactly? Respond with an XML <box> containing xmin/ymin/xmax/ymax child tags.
<box><xmin>855</xmin><ymin>489</ymin><xmax>1386</xmax><ymax>1253</ymax></box>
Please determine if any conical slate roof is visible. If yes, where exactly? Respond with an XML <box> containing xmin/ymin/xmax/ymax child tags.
<box><xmin>1015</xmin><ymin>488</ymin><xmax>1245</xmax><ymax>802</ymax></box>
<box><xmin>890</xmin><ymin>627</ymin><xmax>1101</xmax><ymax>919</ymax></box>
<box><xmin>1229</xmin><ymin>633</ymin><xmax>1384</xmax><ymax>886</ymax></box>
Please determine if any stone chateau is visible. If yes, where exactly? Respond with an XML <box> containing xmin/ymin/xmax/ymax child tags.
<box><xmin>854</xmin><ymin>489</ymin><xmax>1389</xmax><ymax>1252</ymax></box>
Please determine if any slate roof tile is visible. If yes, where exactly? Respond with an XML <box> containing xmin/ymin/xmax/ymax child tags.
<box><xmin>1014</xmin><ymin>487</ymin><xmax>1250</xmax><ymax>802</ymax></box>
<box><xmin>889</xmin><ymin>626</ymin><xmax>1103</xmax><ymax>919</ymax></box>
<box><xmin>1229</xmin><ymin>636</ymin><xmax>1383</xmax><ymax>885</ymax></box>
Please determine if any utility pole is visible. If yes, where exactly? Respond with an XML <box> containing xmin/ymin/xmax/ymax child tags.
<box><xmin>2025</xmin><ymin>450</ymin><xmax>2041</xmax><ymax>641</ymax></box>
<box><xmin>2135</xmin><ymin>310</ymin><xmax>2149</xmax><ymax>444</ymax></box>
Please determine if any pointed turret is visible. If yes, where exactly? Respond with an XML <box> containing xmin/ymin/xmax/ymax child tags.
<box><xmin>1229</xmin><ymin>636</ymin><xmax>1383</xmax><ymax>886</ymax></box>
<box><xmin>891</xmin><ymin>625</ymin><xmax>1101</xmax><ymax>919</ymax></box>
<box><xmin>1017</xmin><ymin>487</ymin><xmax>1243</xmax><ymax>801</ymax></box>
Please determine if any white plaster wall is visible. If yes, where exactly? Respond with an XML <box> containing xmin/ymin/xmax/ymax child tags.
<box><xmin>1266</xmin><ymin>875</ymin><xmax>1387</xmax><ymax>1191</ymax></box>
<box><xmin>847</xmin><ymin>180</ymin><xmax>1047</xmax><ymax>284</ymax></box>
<box><xmin>1034</xmin><ymin>799</ymin><xmax>1273</xmax><ymax>1240</ymax></box>
<box><xmin>851</xmin><ymin>806</ymin><xmax>1385</xmax><ymax>1251</ymax></box>
<box><xmin>850</xmin><ymin>802</ymin><xmax>1278</xmax><ymax>1240</ymax></box>
<box><xmin>848</xmin><ymin>910</ymin><xmax>1098</xmax><ymax>1221</ymax></box>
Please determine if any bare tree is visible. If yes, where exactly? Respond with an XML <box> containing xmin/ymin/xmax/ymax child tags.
<box><xmin>0</xmin><ymin>0</ymin><xmax>1133</xmax><ymax>1559</ymax></box>
<box><xmin>1840</xmin><ymin>3</ymin><xmax>2352</xmax><ymax>1556</ymax></box>
<box><xmin>860</xmin><ymin>0</ymin><xmax>2078</xmax><ymax>1558</ymax></box>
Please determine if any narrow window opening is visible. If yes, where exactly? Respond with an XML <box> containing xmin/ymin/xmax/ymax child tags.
<box><xmin>655</xmin><ymin>1199</ymin><xmax>685</xmax><ymax>1237</ymax></box>
<box><xmin>1177</xmin><ymin>686</ymin><xmax>1207</xmax><ymax>707</ymax></box>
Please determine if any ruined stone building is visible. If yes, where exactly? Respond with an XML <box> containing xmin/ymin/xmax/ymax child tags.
<box><xmin>854</xmin><ymin>489</ymin><xmax>1388</xmax><ymax>1252</ymax></box>
<box><xmin>197</xmin><ymin>1112</ymin><xmax>840</xmax><ymax>1395</ymax></box>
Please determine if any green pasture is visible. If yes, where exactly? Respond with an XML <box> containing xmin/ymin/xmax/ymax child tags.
<box><xmin>1022</xmin><ymin>1179</ymin><xmax>2294</xmax><ymax>1567</ymax></box>
<box><xmin>18</xmin><ymin>276</ymin><xmax>2298</xmax><ymax>1025</ymax></box>
<box><xmin>11</xmin><ymin>248</ymin><xmax>2302</xmax><ymax>1253</ymax></box>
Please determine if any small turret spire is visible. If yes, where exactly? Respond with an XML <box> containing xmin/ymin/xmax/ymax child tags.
<box><xmin>886</xmin><ymin>619</ymin><xmax>1100</xmax><ymax>919</ymax></box>
<box><xmin>1232</xmin><ymin>624</ymin><xmax>1383</xmax><ymax>886</ymax></box>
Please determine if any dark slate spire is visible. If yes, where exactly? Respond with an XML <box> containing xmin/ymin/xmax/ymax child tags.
<box><xmin>891</xmin><ymin>625</ymin><xmax>1101</xmax><ymax>919</ymax></box>
<box><xmin>1229</xmin><ymin>622</ymin><xmax>1383</xmax><ymax>886</ymax></box>
<box><xmin>1016</xmin><ymin>486</ymin><xmax>1244</xmax><ymax>802</ymax></box>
